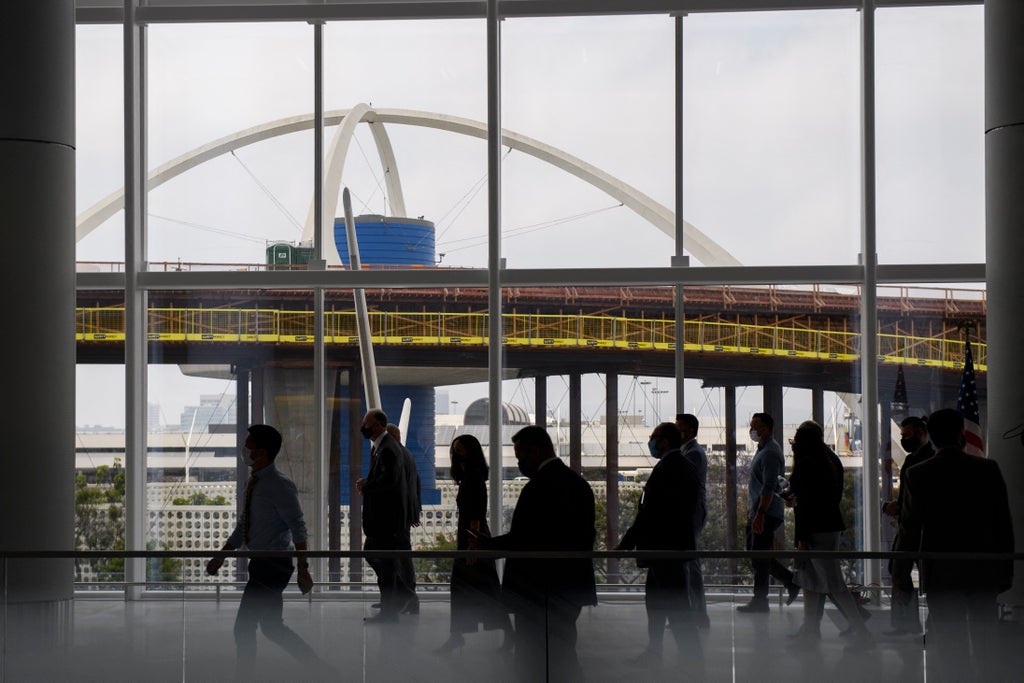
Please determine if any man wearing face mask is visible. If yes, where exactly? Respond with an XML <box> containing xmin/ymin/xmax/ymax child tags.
<box><xmin>356</xmin><ymin>409</ymin><xmax>413</xmax><ymax>623</ymax></box>
<box><xmin>483</xmin><ymin>425</ymin><xmax>596</xmax><ymax>681</ymax></box>
<box><xmin>618</xmin><ymin>422</ymin><xmax>704</xmax><ymax>671</ymax></box>
<box><xmin>895</xmin><ymin>409</ymin><xmax>1014</xmax><ymax>681</ymax></box>
<box><xmin>882</xmin><ymin>416</ymin><xmax>933</xmax><ymax>635</ymax></box>
<box><xmin>206</xmin><ymin>424</ymin><xmax>323</xmax><ymax>677</ymax></box>
<box><xmin>737</xmin><ymin>412</ymin><xmax>799</xmax><ymax>613</ymax></box>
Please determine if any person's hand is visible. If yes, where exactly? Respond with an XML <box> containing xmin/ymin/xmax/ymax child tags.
<box><xmin>356</xmin><ymin>477</ymin><xmax>366</xmax><ymax>494</ymax></box>
<box><xmin>752</xmin><ymin>511</ymin><xmax>766</xmax><ymax>534</ymax></box>
<box><xmin>797</xmin><ymin>540</ymin><xmax>809</xmax><ymax>551</ymax></box>
<box><xmin>882</xmin><ymin>501</ymin><xmax>898</xmax><ymax>517</ymax></box>
<box><xmin>785</xmin><ymin>495</ymin><xmax>798</xmax><ymax>508</ymax></box>
<box><xmin>297</xmin><ymin>566</ymin><xmax>313</xmax><ymax>594</ymax></box>
<box><xmin>206</xmin><ymin>556</ymin><xmax>224</xmax><ymax>576</ymax></box>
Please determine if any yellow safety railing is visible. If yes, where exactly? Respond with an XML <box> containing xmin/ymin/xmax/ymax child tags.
<box><xmin>76</xmin><ymin>307</ymin><xmax>987</xmax><ymax>371</ymax></box>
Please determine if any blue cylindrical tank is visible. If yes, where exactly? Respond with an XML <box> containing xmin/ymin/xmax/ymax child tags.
<box><xmin>334</xmin><ymin>214</ymin><xmax>435</xmax><ymax>268</ymax></box>
<box><xmin>336</xmin><ymin>215</ymin><xmax>440</xmax><ymax>506</ymax></box>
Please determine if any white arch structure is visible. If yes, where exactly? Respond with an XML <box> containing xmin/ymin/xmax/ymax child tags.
<box><xmin>76</xmin><ymin>106</ymin><xmax>742</xmax><ymax>267</ymax></box>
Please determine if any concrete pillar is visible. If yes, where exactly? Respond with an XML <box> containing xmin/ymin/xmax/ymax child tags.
<box><xmin>812</xmin><ymin>387</ymin><xmax>825</xmax><ymax>427</ymax></box>
<box><xmin>0</xmin><ymin>0</ymin><xmax>75</xmax><ymax>651</ymax></box>
<box><xmin>605</xmin><ymin>372</ymin><xmax>620</xmax><ymax>583</ymax></box>
<box><xmin>985</xmin><ymin>0</ymin><xmax>1024</xmax><ymax>610</ymax></box>
<box><xmin>535</xmin><ymin>375</ymin><xmax>547</xmax><ymax>427</ymax></box>
<box><xmin>763</xmin><ymin>384</ymin><xmax>785</xmax><ymax>442</ymax></box>
<box><xmin>569</xmin><ymin>372</ymin><xmax>582</xmax><ymax>472</ymax></box>
<box><xmin>725</xmin><ymin>386</ymin><xmax>738</xmax><ymax>578</ymax></box>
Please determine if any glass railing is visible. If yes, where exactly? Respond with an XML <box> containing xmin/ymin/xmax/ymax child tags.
<box><xmin>2</xmin><ymin>549</ymin><xmax>1020</xmax><ymax>682</ymax></box>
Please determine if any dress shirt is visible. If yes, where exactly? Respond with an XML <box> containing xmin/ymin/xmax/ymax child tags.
<box><xmin>227</xmin><ymin>464</ymin><xmax>308</xmax><ymax>550</ymax></box>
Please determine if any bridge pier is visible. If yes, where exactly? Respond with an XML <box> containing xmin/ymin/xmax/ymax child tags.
<box><xmin>725</xmin><ymin>385</ymin><xmax>739</xmax><ymax>579</ymax></box>
<box><xmin>605</xmin><ymin>372</ymin><xmax>620</xmax><ymax>583</ymax></box>
<box><xmin>534</xmin><ymin>375</ymin><xmax>547</xmax><ymax>427</ymax></box>
<box><xmin>569</xmin><ymin>372</ymin><xmax>582</xmax><ymax>472</ymax></box>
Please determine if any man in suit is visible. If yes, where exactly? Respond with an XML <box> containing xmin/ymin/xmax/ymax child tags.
<box><xmin>387</xmin><ymin>422</ymin><xmax>421</xmax><ymax>615</ymax></box>
<box><xmin>357</xmin><ymin>409</ymin><xmax>413</xmax><ymax>623</ymax></box>
<box><xmin>676</xmin><ymin>413</ymin><xmax>710</xmax><ymax>629</ymax></box>
<box><xmin>619</xmin><ymin>422</ymin><xmax>704</xmax><ymax>670</ymax></box>
<box><xmin>896</xmin><ymin>408</ymin><xmax>1014</xmax><ymax>680</ymax></box>
<box><xmin>484</xmin><ymin>425</ymin><xmax>597</xmax><ymax>681</ymax></box>
<box><xmin>883</xmin><ymin>415</ymin><xmax>934</xmax><ymax>635</ymax></box>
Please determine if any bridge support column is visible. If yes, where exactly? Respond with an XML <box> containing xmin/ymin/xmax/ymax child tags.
<box><xmin>535</xmin><ymin>375</ymin><xmax>547</xmax><ymax>428</ymax></box>
<box><xmin>812</xmin><ymin>387</ymin><xmax>825</xmax><ymax>427</ymax></box>
<box><xmin>605</xmin><ymin>372</ymin><xmax>620</xmax><ymax>583</ymax></box>
<box><xmin>0</xmin><ymin>0</ymin><xmax>75</xmax><ymax>656</ymax></box>
<box><xmin>234</xmin><ymin>365</ymin><xmax>250</xmax><ymax>583</ymax></box>
<box><xmin>725</xmin><ymin>386</ymin><xmax>738</xmax><ymax>579</ymax></box>
<box><xmin>986</xmin><ymin>0</ymin><xmax>1024</xmax><ymax>611</ymax></box>
<box><xmin>347</xmin><ymin>365</ymin><xmax>364</xmax><ymax>587</ymax></box>
<box><xmin>569</xmin><ymin>372</ymin><xmax>582</xmax><ymax>472</ymax></box>
<box><xmin>763</xmin><ymin>384</ymin><xmax>785</xmax><ymax>442</ymax></box>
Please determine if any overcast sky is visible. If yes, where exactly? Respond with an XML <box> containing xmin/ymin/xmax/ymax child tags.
<box><xmin>73</xmin><ymin>5</ymin><xmax>984</xmax><ymax>430</ymax></box>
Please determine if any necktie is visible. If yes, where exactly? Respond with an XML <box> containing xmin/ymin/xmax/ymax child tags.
<box><xmin>241</xmin><ymin>474</ymin><xmax>258</xmax><ymax>546</ymax></box>
<box><xmin>369</xmin><ymin>446</ymin><xmax>377</xmax><ymax>471</ymax></box>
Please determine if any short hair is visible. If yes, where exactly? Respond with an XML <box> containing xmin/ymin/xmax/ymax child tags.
<box><xmin>247</xmin><ymin>424</ymin><xmax>283</xmax><ymax>461</ymax></box>
<box><xmin>752</xmin><ymin>412</ymin><xmax>774</xmax><ymax>431</ymax></box>
<box><xmin>386</xmin><ymin>423</ymin><xmax>402</xmax><ymax>444</ymax></box>
<box><xmin>654</xmin><ymin>422</ymin><xmax>684</xmax><ymax>448</ymax></box>
<box><xmin>450</xmin><ymin>434</ymin><xmax>488</xmax><ymax>484</ymax></box>
<box><xmin>676</xmin><ymin>413</ymin><xmax>699</xmax><ymax>433</ymax></box>
<box><xmin>900</xmin><ymin>416</ymin><xmax>928</xmax><ymax>432</ymax></box>
<box><xmin>927</xmin><ymin>409</ymin><xmax>964</xmax><ymax>449</ymax></box>
<box><xmin>366</xmin><ymin>409</ymin><xmax>388</xmax><ymax>428</ymax></box>
<box><xmin>511</xmin><ymin>425</ymin><xmax>555</xmax><ymax>456</ymax></box>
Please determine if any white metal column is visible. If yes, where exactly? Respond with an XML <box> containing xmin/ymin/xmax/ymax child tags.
<box><xmin>487</xmin><ymin>0</ymin><xmax>504</xmax><ymax>533</ymax></box>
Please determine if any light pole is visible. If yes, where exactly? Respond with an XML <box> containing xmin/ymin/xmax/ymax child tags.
<box><xmin>640</xmin><ymin>380</ymin><xmax>651</xmax><ymax>426</ymax></box>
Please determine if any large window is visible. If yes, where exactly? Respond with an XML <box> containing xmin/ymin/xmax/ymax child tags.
<box><xmin>72</xmin><ymin>2</ymin><xmax>987</xmax><ymax>594</ymax></box>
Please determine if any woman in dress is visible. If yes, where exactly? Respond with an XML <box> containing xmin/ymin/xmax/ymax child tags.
<box><xmin>786</xmin><ymin>420</ymin><xmax>872</xmax><ymax>645</ymax></box>
<box><xmin>434</xmin><ymin>434</ymin><xmax>513</xmax><ymax>655</ymax></box>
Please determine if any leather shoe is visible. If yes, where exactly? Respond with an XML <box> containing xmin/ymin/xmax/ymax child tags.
<box><xmin>786</xmin><ymin>584</ymin><xmax>801</xmax><ymax>605</ymax></box>
<box><xmin>401</xmin><ymin>599</ymin><xmax>420</xmax><ymax>615</ymax></box>
<box><xmin>736</xmin><ymin>600</ymin><xmax>770</xmax><ymax>613</ymax></box>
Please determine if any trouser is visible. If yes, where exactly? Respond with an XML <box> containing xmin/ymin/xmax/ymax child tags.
<box><xmin>365</xmin><ymin>534</ymin><xmax>415</xmax><ymax>615</ymax></box>
<box><xmin>398</xmin><ymin>529</ymin><xmax>418</xmax><ymax>608</ymax></box>
<box><xmin>234</xmin><ymin>558</ymin><xmax>317</xmax><ymax>671</ymax></box>
<box><xmin>745</xmin><ymin>516</ymin><xmax>794</xmax><ymax>601</ymax></box>
<box><xmin>925</xmin><ymin>590</ymin><xmax>1004</xmax><ymax>682</ymax></box>
<box><xmin>512</xmin><ymin>597</ymin><xmax>583</xmax><ymax>682</ymax></box>
<box><xmin>645</xmin><ymin>561</ymin><xmax>703</xmax><ymax>666</ymax></box>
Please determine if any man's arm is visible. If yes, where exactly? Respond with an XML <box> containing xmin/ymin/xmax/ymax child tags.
<box><xmin>294</xmin><ymin>540</ymin><xmax>313</xmax><ymax>594</ymax></box>
<box><xmin>752</xmin><ymin>448</ymin><xmax>783</xmax><ymax>533</ymax></box>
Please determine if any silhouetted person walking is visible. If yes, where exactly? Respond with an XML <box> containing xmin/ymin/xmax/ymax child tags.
<box><xmin>206</xmin><ymin>424</ymin><xmax>324</xmax><ymax>678</ymax></box>
<box><xmin>358</xmin><ymin>409</ymin><xmax>414</xmax><ymax>623</ymax></box>
<box><xmin>619</xmin><ymin>422</ymin><xmax>704</xmax><ymax>673</ymax></box>
<box><xmin>895</xmin><ymin>408</ymin><xmax>1014</xmax><ymax>681</ymax></box>
<box><xmin>484</xmin><ymin>426</ymin><xmax>597</xmax><ymax>681</ymax></box>
<box><xmin>737</xmin><ymin>412</ymin><xmax>799</xmax><ymax>613</ymax></box>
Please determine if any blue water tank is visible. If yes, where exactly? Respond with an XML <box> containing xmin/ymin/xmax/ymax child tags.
<box><xmin>335</xmin><ymin>215</ymin><xmax>440</xmax><ymax>506</ymax></box>
<box><xmin>334</xmin><ymin>215</ymin><xmax>435</xmax><ymax>267</ymax></box>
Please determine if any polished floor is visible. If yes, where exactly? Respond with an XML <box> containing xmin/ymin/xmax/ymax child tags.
<box><xmin>3</xmin><ymin>592</ymin><xmax>1020</xmax><ymax>682</ymax></box>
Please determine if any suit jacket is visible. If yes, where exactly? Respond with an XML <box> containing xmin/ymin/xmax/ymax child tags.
<box><xmin>400</xmin><ymin>443</ymin><xmax>421</xmax><ymax>530</ymax></box>
<box><xmin>895</xmin><ymin>441</ymin><xmax>935</xmax><ymax>520</ymax></box>
<box><xmin>896</xmin><ymin>446</ymin><xmax>1014</xmax><ymax>593</ymax></box>
<box><xmin>361</xmin><ymin>433</ymin><xmax>408</xmax><ymax>538</ymax></box>
<box><xmin>488</xmin><ymin>458</ymin><xmax>597</xmax><ymax>610</ymax></box>
<box><xmin>680</xmin><ymin>439</ymin><xmax>708</xmax><ymax>530</ymax></box>
<box><xmin>620</xmin><ymin>448</ymin><xmax>701</xmax><ymax>553</ymax></box>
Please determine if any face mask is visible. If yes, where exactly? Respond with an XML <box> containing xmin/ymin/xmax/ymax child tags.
<box><xmin>899</xmin><ymin>437</ymin><xmax>918</xmax><ymax>453</ymax></box>
<box><xmin>648</xmin><ymin>439</ymin><xmax>663</xmax><ymax>459</ymax></box>
<box><xmin>240</xmin><ymin>446</ymin><xmax>255</xmax><ymax>467</ymax></box>
<box><xmin>749</xmin><ymin>430</ymin><xmax>760</xmax><ymax>443</ymax></box>
<box><xmin>360</xmin><ymin>425</ymin><xmax>373</xmax><ymax>440</ymax></box>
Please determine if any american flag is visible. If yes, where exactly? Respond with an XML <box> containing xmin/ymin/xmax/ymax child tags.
<box><xmin>956</xmin><ymin>340</ymin><xmax>985</xmax><ymax>457</ymax></box>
